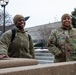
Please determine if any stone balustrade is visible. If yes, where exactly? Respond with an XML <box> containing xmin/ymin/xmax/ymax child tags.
<box><xmin>0</xmin><ymin>61</ymin><xmax>76</xmax><ymax>75</ymax></box>
<box><xmin>0</xmin><ymin>58</ymin><xmax>38</xmax><ymax>68</ymax></box>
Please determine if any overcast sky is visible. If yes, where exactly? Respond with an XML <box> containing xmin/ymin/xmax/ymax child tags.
<box><xmin>0</xmin><ymin>0</ymin><xmax>76</xmax><ymax>28</ymax></box>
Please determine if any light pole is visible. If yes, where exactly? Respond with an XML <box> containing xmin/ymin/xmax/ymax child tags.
<box><xmin>0</xmin><ymin>0</ymin><xmax>9</xmax><ymax>33</ymax></box>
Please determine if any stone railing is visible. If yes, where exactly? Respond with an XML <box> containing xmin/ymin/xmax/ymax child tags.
<box><xmin>0</xmin><ymin>60</ymin><xmax>76</xmax><ymax>75</ymax></box>
<box><xmin>0</xmin><ymin>58</ymin><xmax>38</xmax><ymax>68</ymax></box>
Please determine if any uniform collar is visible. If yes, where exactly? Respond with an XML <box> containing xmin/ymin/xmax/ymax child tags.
<box><xmin>61</xmin><ymin>25</ymin><xmax>72</xmax><ymax>30</ymax></box>
<box><xmin>15</xmin><ymin>27</ymin><xmax>27</xmax><ymax>33</ymax></box>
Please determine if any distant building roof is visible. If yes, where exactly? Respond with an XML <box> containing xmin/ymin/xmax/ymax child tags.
<box><xmin>0</xmin><ymin>24</ymin><xmax>14</xmax><ymax>31</ymax></box>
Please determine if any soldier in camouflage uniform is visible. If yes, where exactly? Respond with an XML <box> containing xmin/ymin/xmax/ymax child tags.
<box><xmin>47</xmin><ymin>13</ymin><xmax>76</xmax><ymax>62</ymax></box>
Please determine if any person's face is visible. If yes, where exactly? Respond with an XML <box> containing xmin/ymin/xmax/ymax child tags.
<box><xmin>15</xmin><ymin>18</ymin><xmax>25</xmax><ymax>29</ymax></box>
<box><xmin>62</xmin><ymin>16</ymin><xmax>71</xmax><ymax>27</ymax></box>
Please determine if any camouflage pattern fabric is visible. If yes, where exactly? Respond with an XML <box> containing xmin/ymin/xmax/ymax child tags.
<box><xmin>48</xmin><ymin>27</ymin><xmax>76</xmax><ymax>62</ymax></box>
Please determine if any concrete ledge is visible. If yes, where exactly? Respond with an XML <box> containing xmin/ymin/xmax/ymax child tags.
<box><xmin>0</xmin><ymin>61</ymin><xmax>76</xmax><ymax>75</ymax></box>
<box><xmin>0</xmin><ymin>58</ymin><xmax>38</xmax><ymax>68</ymax></box>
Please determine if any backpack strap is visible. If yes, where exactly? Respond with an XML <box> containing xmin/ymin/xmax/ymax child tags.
<box><xmin>28</xmin><ymin>34</ymin><xmax>31</xmax><ymax>41</ymax></box>
<box><xmin>11</xmin><ymin>28</ymin><xmax>30</xmax><ymax>42</ymax></box>
<box><xmin>11</xmin><ymin>28</ymin><xmax>16</xmax><ymax>42</ymax></box>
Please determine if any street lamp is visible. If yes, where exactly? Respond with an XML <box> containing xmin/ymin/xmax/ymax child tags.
<box><xmin>0</xmin><ymin>0</ymin><xmax>9</xmax><ymax>33</ymax></box>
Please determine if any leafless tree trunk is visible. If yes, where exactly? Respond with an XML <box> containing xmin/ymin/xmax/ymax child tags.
<box><xmin>0</xmin><ymin>9</ymin><xmax>12</xmax><ymax>26</ymax></box>
<box><xmin>38</xmin><ymin>25</ymin><xmax>51</xmax><ymax>47</ymax></box>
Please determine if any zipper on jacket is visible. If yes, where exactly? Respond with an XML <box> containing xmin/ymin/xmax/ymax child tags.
<box><xmin>20</xmin><ymin>35</ymin><xmax>24</xmax><ymax>58</ymax></box>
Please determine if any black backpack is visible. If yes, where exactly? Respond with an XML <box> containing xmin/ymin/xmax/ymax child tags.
<box><xmin>11</xmin><ymin>28</ymin><xmax>31</xmax><ymax>42</ymax></box>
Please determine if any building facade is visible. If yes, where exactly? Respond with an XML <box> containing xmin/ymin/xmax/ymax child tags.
<box><xmin>0</xmin><ymin>21</ymin><xmax>61</xmax><ymax>47</ymax></box>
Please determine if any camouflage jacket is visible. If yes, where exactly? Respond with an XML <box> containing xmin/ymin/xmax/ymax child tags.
<box><xmin>48</xmin><ymin>27</ymin><xmax>76</xmax><ymax>62</ymax></box>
